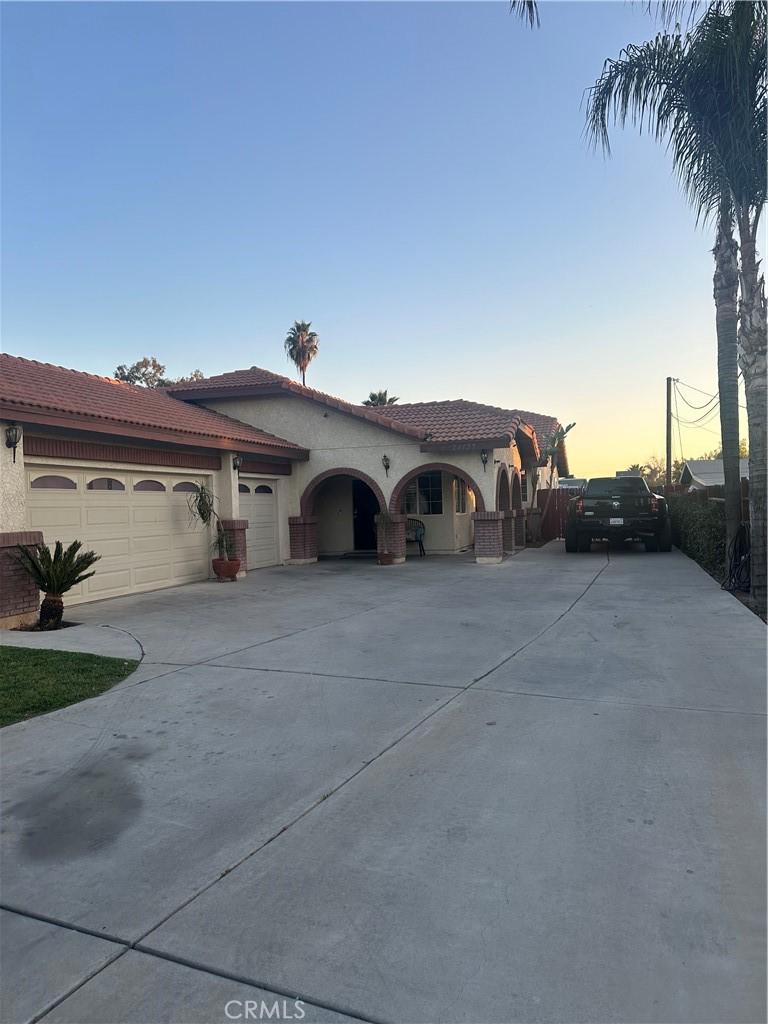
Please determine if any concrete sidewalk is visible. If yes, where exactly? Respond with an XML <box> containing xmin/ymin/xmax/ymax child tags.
<box><xmin>1</xmin><ymin>545</ymin><xmax>765</xmax><ymax>1023</ymax></box>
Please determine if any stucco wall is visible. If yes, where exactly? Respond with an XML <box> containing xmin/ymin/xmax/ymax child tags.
<box><xmin>201</xmin><ymin>395</ymin><xmax>499</xmax><ymax>514</ymax></box>
<box><xmin>0</xmin><ymin>424</ymin><xmax>28</xmax><ymax>532</ymax></box>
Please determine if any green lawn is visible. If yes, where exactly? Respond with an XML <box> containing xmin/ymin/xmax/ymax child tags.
<box><xmin>0</xmin><ymin>647</ymin><xmax>138</xmax><ymax>727</ymax></box>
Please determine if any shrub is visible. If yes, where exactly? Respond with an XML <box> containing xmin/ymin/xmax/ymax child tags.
<box><xmin>15</xmin><ymin>540</ymin><xmax>101</xmax><ymax>630</ymax></box>
<box><xmin>669</xmin><ymin>495</ymin><xmax>726</xmax><ymax>579</ymax></box>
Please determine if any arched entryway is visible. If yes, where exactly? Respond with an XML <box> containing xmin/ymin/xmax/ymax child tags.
<box><xmin>511</xmin><ymin>472</ymin><xmax>523</xmax><ymax>510</ymax></box>
<box><xmin>388</xmin><ymin>463</ymin><xmax>485</xmax><ymax>559</ymax></box>
<box><xmin>389</xmin><ymin>463</ymin><xmax>485</xmax><ymax>514</ymax></box>
<box><xmin>497</xmin><ymin>469</ymin><xmax>511</xmax><ymax>512</ymax></box>
<box><xmin>299</xmin><ymin>468</ymin><xmax>386</xmax><ymax>557</ymax></box>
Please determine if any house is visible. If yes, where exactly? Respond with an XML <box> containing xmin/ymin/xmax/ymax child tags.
<box><xmin>0</xmin><ymin>354</ymin><xmax>571</xmax><ymax>627</ymax></box>
<box><xmin>679</xmin><ymin>458</ymin><xmax>750</xmax><ymax>490</ymax></box>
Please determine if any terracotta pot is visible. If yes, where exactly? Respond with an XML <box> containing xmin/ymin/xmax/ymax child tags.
<box><xmin>212</xmin><ymin>558</ymin><xmax>241</xmax><ymax>581</ymax></box>
<box><xmin>377</xmin><ymin>552</ymin><xmax>395</xmax><ymax>566</ymax></box>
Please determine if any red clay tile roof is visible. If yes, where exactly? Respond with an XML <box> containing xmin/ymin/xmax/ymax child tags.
<box><xmin>381</xmin><ymin>399</ymin><xmax>559</xmax><ymax>446</ymax></box>
<box><xmin>0</xmin><ymin>354</ymin><xmax>307</xmax><ymax>458</ymax></box>
<box><xmin>166</xmin><ymin>366</ymin><xmax>427</xmax><ymax>440</ymax></box>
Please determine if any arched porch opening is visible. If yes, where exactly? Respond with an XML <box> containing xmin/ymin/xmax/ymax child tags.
<box><xmin>511</xmin><ymin>472</ymin><xmax>523</xmax><ymax>510</ymax></box>
<box><xmin>299</xmin><ymin>468</ymin><xmax>386</xmax><ymax>557</ymax></box>
<box><xmin>388</xmin><ymin>463</ymin><xmax>485</xmax><ymax>558</ymax></box>
<box><xmin>497</xmin><ymin>469</ymin><xmax>511</xmax><ymax>512</ymax></box>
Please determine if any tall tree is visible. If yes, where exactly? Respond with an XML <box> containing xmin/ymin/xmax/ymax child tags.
<box><xmin>114</xmin><ymin>357</ymin><xmax>204</xmax><ymax>388</ymax></box>
<box><xmin>586</xmin><ymin>2</ymin><xmax>766</xmax><ymax>607</ymax></box>
<box><xmin>362</xmin><ymin>390</ymin><xmax>399</xmax><ymax>407</ymax></box>
<box><xmin>284</xmin><ymin>320</ymin><xmax>319</xmax><ymax>386</ymax></box>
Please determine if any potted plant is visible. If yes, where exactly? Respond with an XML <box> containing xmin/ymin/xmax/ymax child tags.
<box><xmin>376</xmin><ymin>511</ymin><xmax>396</xmax><ymax>566</ymax></box>
<box><xmin>15</xmin><ymin>540</ymin><xmax>101</xmax><ymax>630</ymax></box>
<box><xmin>188</xmin><ymin>483</ymin><xmax>241</xmax><ymax>581</ymax></box>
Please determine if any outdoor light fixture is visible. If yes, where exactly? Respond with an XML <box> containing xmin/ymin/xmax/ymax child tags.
<box><xmin>480</xmin><ymin>449</ymin><xmax>488</xmax><ymax>472</ymax></box>
<box><xmin>381</xmin><ymin>455</ymin><xmax>391</xmax><ymax>476</ymax></box>
<box><xmin>232</xmin><ymin>454</ymin><xmax>243</xmax><ymax>471</ymax></box>
<box><xmin>5</xmin><ymin>424</ymin><xmax>21</xmax><ymax>463</ymax></box>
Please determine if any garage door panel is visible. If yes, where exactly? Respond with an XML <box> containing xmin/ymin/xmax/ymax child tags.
<box><xmin>240</xmin><ymin>481</ymin><xmax>279</xmax><ymax>570</ymax></box>
<box><xmin>27</xmin><ymin>467</ymin><xmax>211</xmax><ymax>604</ymax></box>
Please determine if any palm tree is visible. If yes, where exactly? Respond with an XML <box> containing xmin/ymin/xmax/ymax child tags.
<box><xmin>509</xmin><ymin>1</ymin><xmax>539</xmax><ymax>27</ymax></box>
<box><xmin>362</xmin><ymin>390</ymin><xmax>400</xmax><ymax>407</ymax></box>
<box><xmin>626</xmin><ymin>463</ymin><xmax>648</xmax><ymax>476</ymax></box>
<box><xmin>15</xmin><ymin>541</ymin><xmax>100</xmax><ymax>630</ymax></box>
<box><xmin>284</xmin><ymin>321</ymin><xmax>319</xmax><ymax>386</ymax></box>
<box><xmin>586</xmin><ymin>2</ymin><xmax>766</xmax><ymax>607</ymax></box>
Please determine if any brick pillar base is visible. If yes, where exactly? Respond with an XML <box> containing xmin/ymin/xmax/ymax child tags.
<box><xmin>472</xmin><ymin>511</ymin><xmax>504</xmax><ymax>563</ymax></box>
<box><xmin>288</xmin><ymin>516</ymin><xmax>318</xmax><ymax>563</ymax></box>
<box><xmin>513</xmin><ymin>510</ymin><xmax>527</xmax><ymax>548</ymax></box>
<box><xmin>375</xmin><ymin>513</ymin><xmax>406</xmax><ymax>564</ymax></box>
<box><xmin>220</xmin><ymin>519</ymin><xmax>248</xmax><ymax>577</ymax></box>
<box><xmin>502</xmin><ymin>511</ymin><xmax>516</xmax><ymax>553</ymax></box>
<box><xmin>0</xmin><ymin>531</ymin><xmax>43</xmax><ymax>630</ymax></box>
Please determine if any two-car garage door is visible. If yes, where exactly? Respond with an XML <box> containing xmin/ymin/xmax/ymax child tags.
<box><xmin>27</xmin><ymin>467</ymin><xmax>211</xmax><ymax>605</ymax></box>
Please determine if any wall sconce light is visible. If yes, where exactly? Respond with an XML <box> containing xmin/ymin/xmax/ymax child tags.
<box><xmin>480</xmin><ymin>449</ymin><xmax>488</xmax><ymax>472</ymax></box>
<box><xmin>5</xmin><ymin>423</ymin><xmax>21</xmax><ymax>463</ymax></box>
<box><xmin>381</xmin><ymin>454</ymin><xmax>391</xmax><ymax>477</ymax></box>
<box><xmin>232</xmin><ymin>454</ymin><xmax>243</xmax><ymax>471</ymax></box>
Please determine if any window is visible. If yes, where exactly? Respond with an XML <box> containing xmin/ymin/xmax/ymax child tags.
<box><xmin>454</xmin><ymin>477</ymin><xmax>467</xmax><ymax>514</ymax></box>
<box><xmin>584</xmin><ymin>477</ymin><xmax>649</xmax><ymax>498</ymax></box>
<box><xmin>238</xmin><ymin>483</ymin><xmax>251</xmax><ymax>494</ymax></box>
<box><xmin>404</xmin><ymin>472</ymin><xmax>443</xmax><ymax>516</ymax></box>
<box><xmin>30</xmin><ymin>474</ymin><xmax>76</xmax><ymax>490</ymax></box>
<box><xmin>173</xmin><ymin>481</ymin><xmax>200</xmax><ymax>493</ymax></box>
<box><xmin>87</xmin><ymin>477</ymin><xmax>125</xmax><ymax>491</ymax></box>
<box><xmin>254</xmin><ymin>485</ymin><xmax>273</xmax><ymax>494</ymax></box>
<box><xmin>521</xmin><ymin>471</ymin><xmax>528</xmax><ymax>503</ymax></box>
<box><xmin>134</xmin><ymin>479</ymin><xmax>165</xmax><ymax>492</ymax></box>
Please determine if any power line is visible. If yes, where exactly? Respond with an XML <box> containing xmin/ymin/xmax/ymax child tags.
<box><xmin>675</xmin><ymin>377</ymin><xmax>747</xmax><ymax>412</ymax></box>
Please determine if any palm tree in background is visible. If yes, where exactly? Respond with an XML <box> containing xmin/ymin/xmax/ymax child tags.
<box><xmin>284</xmin><ymin>321</ymin><xmax>319</xmax><ymax>386</ymax></box>
<box><xmin>586</xmin><ymin>1</ymin><xmax>766</xmax><ymax>609</ymax></box>
<box><xmin>362</xmin><ymin>390</ymin><xmax>400</xmax><ymax>407</ymax></box>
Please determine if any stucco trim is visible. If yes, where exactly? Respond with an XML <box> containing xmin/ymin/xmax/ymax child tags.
<box><xmin>300</xmin><ymin>468</ymin><xmax>386</xmax><ymax>516</ymax></box>
<box><xmin>389</xmin><ymin>463</ymin><xmax>486</xmax><ymax>513</ymax></box>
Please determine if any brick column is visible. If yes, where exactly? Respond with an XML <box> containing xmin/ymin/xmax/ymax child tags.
<box><xmin>375</xmin><ymin>513</ymin><xmax>406</xmax><ymax>564</ymax></box>
<box><xmin>220</xmin><ymin>519</ymin><xmax>248</xmax><ymax>577</ymax></box>
<box><xmin>472</xmin><ymin>511</ymin><xmax>504</xmax><ymax>564</ymax></box>
<box><xmin>0</xmin><ymin>531</ymin><xmax>43</xmax><ymax>630</ymax></box>
<box><xmin>502</xmin><ymin>511</ymin><xmax>516</xmax><ymax>553</ymax></box>
<box><xmin>513</xmin><ymin>509</ymin><xmax>527</xmax><ymax>549</ymax></box>
<box><xmin>288</xmin><ymin>515</ymin><xmax>318</xmax><ymax>564</ymax></box>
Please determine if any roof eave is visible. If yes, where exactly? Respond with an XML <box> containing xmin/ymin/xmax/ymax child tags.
<box><xmin>0</xmin><ymin>403</ymin><xmax>309</xmax><ymax>460</ymax></box>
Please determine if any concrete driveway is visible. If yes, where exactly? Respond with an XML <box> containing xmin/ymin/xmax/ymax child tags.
<box><xmin>1</xmin><ymin>545</ymin><xmax>765</xmax><ymax>1024</ymax></box>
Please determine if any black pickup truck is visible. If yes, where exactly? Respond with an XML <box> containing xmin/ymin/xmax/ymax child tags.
<box><xmin>565</xmin><ymin>476</ymin><xmax>672</xmax><ymax>553</ymax></box>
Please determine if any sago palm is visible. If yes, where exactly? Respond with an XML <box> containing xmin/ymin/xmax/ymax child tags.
<box><xmin>284</xmin><ymin>320</ymin><xmax>319</xmax><ymax>386</ymax></box>
<box><xmin>586</xmin><ymin>2</ymin><xmax>766</xmax><ymax>606</ymax></box>
<box><xmin>16</xmin><ymin>540</ymin><xmax>100</xmax><ymax>630</ymax></box>
<box><xmin>362</xmin><ymin>390</ymin><xmax>400</xmax><ymax>407</ymax></box>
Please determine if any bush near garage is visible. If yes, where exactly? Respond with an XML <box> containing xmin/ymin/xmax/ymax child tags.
<box><xmin>668</xmin><ymin>494</ymin><xmax>726</xmax><ymax>579</ymax></box>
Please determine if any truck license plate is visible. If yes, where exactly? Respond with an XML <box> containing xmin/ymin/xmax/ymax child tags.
<box><xmin>609</xmin><ymin>517</ymin><xmax>624</xmax><ymax>526</ymax></box>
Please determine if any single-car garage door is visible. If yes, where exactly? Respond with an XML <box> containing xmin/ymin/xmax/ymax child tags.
<box><xmin>26</xmin><ymin>467</ymin><xmax>211</xmax><ymax>604</ymax></box>
<box><xmin>238</xmin><ymin>479</ymin><xmax>279</xmax><ymax>569</ymax></box>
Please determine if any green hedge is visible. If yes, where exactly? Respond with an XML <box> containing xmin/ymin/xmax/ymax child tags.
<box><xmin>669</xmin><ymin>495</ymin><xmax>726</xmax><ymax>578</ymax></box>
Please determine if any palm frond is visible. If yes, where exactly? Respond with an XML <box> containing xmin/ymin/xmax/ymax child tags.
<box><xmin>16</xmin><ymin>540</ymin><xmax>100</xmax><ymax>595</ymax></box>
<box><xmin>509</xmin><ymin>1</ymin><xmax>539</xmax><ymax>28</ymax></box>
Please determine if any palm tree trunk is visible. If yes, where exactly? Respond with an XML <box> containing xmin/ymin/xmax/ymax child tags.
<box><xmin>713</xmin><ymin>209</ymin><xmax>742</xmax><ymax>563</ymax></box>
<box><xmin>737</xmin><ymin>207</ymin><xmax>767</xmax><ymax>613</ymax></box>
<box><xmin>40</xmin><ymin>594</ymin><xmax>64</xmax><ymax>630</ymax></box>
<box><xmin>302</xmin><ymin>368</ymin><xmax>306</xmax><ymax>386</ymax></box>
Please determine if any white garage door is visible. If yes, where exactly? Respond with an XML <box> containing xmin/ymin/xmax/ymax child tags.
<box><xmin>239</xmin><ymin>479</ymin><xmax>279</xmax><ymax>569</ymax></box>
<box><xmin>26</xmin><ymin>467</ymin><xmax>211</xmax><ymax>604</ymax></box>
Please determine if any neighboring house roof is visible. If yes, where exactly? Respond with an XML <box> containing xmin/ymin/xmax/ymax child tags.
<box><xmin>0</xmin><ymin>354</ymin><xmax>308</xmax><ymax>458</ymax></box>
<box><xmin>166</xmin><ymin>366</ymin><xmax>427</xmax><ymax>441</ymax></box>
<box><xmin>680</xmin><ymin>458</ymin><xmax>750</xmax><ymax>489</ymax></box>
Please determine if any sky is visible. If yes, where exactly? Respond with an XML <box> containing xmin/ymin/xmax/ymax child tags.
<box><xmin>1</xmin><ymin>1</ymin><xmax>741</xmax><ymax>476</ymax></box>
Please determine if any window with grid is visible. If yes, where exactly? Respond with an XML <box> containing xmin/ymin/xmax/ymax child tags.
<box><xmin>454</xmin><ymin>476</ymin><xmax>467</xmax><ymax>514</ymax></box>
<box><xmin>404</xmin><ymin>472</ymin><xmax>443</xmax><ymax>515</ymax></box>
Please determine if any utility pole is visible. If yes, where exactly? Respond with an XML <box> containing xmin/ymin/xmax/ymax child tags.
<box><xmin>666</xmin><ymin>376</ymin><xmax>673</xmax><ymax>491</ymax></box>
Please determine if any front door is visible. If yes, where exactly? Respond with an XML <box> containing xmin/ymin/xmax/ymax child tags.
<box><xmin>352</xmin><ymin>479</ymin><xmax>378</xmax><ymax>551</ymax></box>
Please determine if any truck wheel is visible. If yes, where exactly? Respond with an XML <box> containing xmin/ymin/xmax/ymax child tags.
<box><xmin>578</xmin><ymin>533</ymin><xmax>592</xmax><ymax>553</ymax></box>
<box><xmin>658</xmin><ymin>518</ymin><xmax>672</xmax><ymax>552</ymax></box>
<box><xmin>565</xmin><ymin>524</ymin><xmax>578</xmax><ymax>553</ymax></box>
<box><xmin>644</xmin><ymin>535</ymin><xmax>659</xmax><ymax>552</ymax></box>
